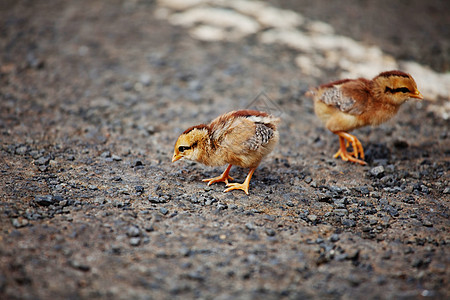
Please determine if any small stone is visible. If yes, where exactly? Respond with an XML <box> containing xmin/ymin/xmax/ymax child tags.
<box><xmin>341</xmin><ymin>218</ymin><xmax>356</xmax><ymax>227</ymax></box>
<box><xmin>127</xmin><ymin>226</ymin><xmax>141</xmax><ymax>237</ymax></box>
<box><xmin>329</xmin><ymin>234</ymin><xmax>340</xmax><ymax>242</ymax></box>
<box><xmin>216</xmin><ymin>203</ymin><xmax>228</xmax><ymax>210</ymax></box>
<box><xmin>333</xmin><ymin>209</ymin><xmax>348</xmax><ymax>216</ymax></box>
<box><xmin>369</xmin><ymin>166</ymin><xmax>385</xmax><ymax>178</ymax></box>
<box><xmin>265</xmin><ymin>228</ymin><xmax>276</xmax><ymax>236</ymax></box>
<box><xmin>15</xmin><ymin>146</ymin><xmax>28</xmax><ymax>155</ymax></box>
<box><xmin>159</xmin><ymin>207</ymin><xmax>169</xmax><ymax>215</ymax></box>
<box><xmin>135</xmin><ymin>186</ymin><xmax>144</xmax><ymax>193</ymax></box>
<box><xmin>443</xmin><ymin>187</ymin><xmax>450</xmax><ymax>194</ymax></box>
<box><xmin>38</xmin><ymin>163</ymin><xmax>50</xmax><ymax>171</ymax></box>
<box><xmin>304</xmin><ymin>176</ymin><xmax>312</xmax><ymax>184</ymax></box>
<box><xmin>111</xmin><ymin>155</ymin><xmax>122</xmax><ymax>161</ymax></box>
<box><xmin>35</xmin><ymin>156</ymin><xmax>50</xmax><ymax>165</ymax></box>
<box><xmin>307</xmin><ymin>214</ymin><xmax>318</xmax><ymax>222</ymax></box>
<box><xmin>88</xmin><ymin>185</ymin><xmax>98</xmax><ymax>191</ymax></box>
<box><xmin>245</xmin><ymin>222</ymin><xmax>255</xmax><ymax>230</ymax></box>
<box><xmin>100</xmin><ymin>151</ymin><xmax>111</xmax><ymax>158</ymax></box>
<box><xmin>123</xmin><ymin>81</ymin><xmax>133</xmax><ymax>91</ymax></box>
<box><xmin>384</xmin><ymin>205</ymin><xmax>399</xmax><ymax>217</ymax></box>
<box><xmin>69</xmin><ymin>260</ymin><xmax>90</xmax><ymax>272</ymax></box>
<box><xmin>149</xmin><ymin>196</ymin><xmax>168</xmax><ymax>203</ymax></box>
<box><xmin>34</xmin><ymin>195</ymin><xmax>56</xmax><ymax>206</ymax></box>
<box><xmin>129</xmin><ymin>237</ymin><xmax>141</xmax><ymax>246</ymax></box>
<box><xmin>354</xmin><ymin>186</ymin><xmax>370</xmax><ymax>195</ymax></box>
<box><xmin>12</xmin><ymin>218</ymin><xmax>29</xmax><ymax>228</ymax></box>
<box><xmin>422</xmin><ymin>219</ymin><xmax>433</xmax><ymax>227</ymax></box>
<box><xmin>370</xmin><ymin>191</ymin><xmax>381</xmax><ymax>199</ymax></box>
<box><xmin>318</xmin><ymin>193</ymin><xmax>332</xmax><ymax>203</ymax></box>
<box><xmin>112</xmin><ymin>176</ymin><xmax>122</xmax><ymax>181</ymax></box>
<box><xmin>139</xmin><ymin>73</ymin><xmax>152</xmax><ymax>86</ymax></box>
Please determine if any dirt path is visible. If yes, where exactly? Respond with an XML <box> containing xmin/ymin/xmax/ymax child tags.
<box><xmin>1</xmin><ymin>1</ymin><xmax>449</xmax><ymax>299</ymax></box>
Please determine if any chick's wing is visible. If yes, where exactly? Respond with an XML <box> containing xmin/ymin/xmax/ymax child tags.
<box><xmin>319</xmin><ymin>80</ymin><xmax>370</xmax><ymax>116</ymax></box>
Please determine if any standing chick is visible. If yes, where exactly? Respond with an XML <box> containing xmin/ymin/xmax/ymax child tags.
<box><xmin>308</xmin><ymin>70</ymin><xmax>423</xmax><ymax>165</ymax></box>
<box><xmin>172</xmin><ymin>110</ymin><xmax>280</xmax><ymax>194</ymax></box>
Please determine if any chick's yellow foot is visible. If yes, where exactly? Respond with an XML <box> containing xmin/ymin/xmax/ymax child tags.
<box><xmin>224</xmin><ymin>183</ymin><xmax>249</xmax><ymax>195</ymax></box>
<box><xmin>223</xmin><ymin>167</ymin><xmax>256</xmax><ymax>195</ymax></box>
<box><xmin>333</xmin><ymin>148</ymin><xmax>366</xmax><ymax>165</ymax></box>
<box><xmin>202</xmin><ymin>164</ymin><xmax>234</xmax><ymax>186</ymax></box>
<box><xmin>334</xmin><ymin>133</ymin><xmax>367</xmax><ymax>165</ymax></box>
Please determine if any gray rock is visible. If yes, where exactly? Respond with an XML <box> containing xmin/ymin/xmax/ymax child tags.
<box><xmin>342</xmin><ymin>218</ymin><xmax>356</xmax><ymax>227</ymax></box>
<box><xmin>112</xmin><ymin>154</ymin><xmax>122</xmax><ymax>161</ymax></box>
<box><xmin>15</xmin><ymin>145</ymin><xmax>28</xmax><ymax>155</ymax></box>
<box><xmin>34</xmin><ymin>195</ymin><xmax>57</xmax><ymax>206</ymax></box>
<box><xmin>12</xmin><ymin>218</ymin><xmax>29</xmax><ymax>228</ymax></box>
<box><xmin>370</xmin><ymin>166</ymin><xmax>385</xmax><ymax>177</ymax></box>
<box><xmin>35</xmin><ymin>156</ymin><xmax>50</xmax><ymax>165</ymax></box>
<box><xmin>329</xmin><ymin>234</ymin><xmax>340</xmax><ymax>242</ymax></box>
<box><xmin>127</xmin><ymin>226</ymin><xmax>141</xmax><ymax>237</ymax></box>
<box><xmin>129</xmin><ymin>237</ymin><xmax>141</xmax><ymax>246</ymax></box>
<box><xmin>307</xmin><ymin>214</ymin><xmax>318</xmax><ymax>222</ymax></box>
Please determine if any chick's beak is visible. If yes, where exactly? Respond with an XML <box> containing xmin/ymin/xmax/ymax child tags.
<box><xmin>172</xmin><ymin>153</ymin><xmax>183</xmax><ymax>162</ymax></box>
<box><xmin>411</xmin><ymin>90</ymin><xmax>424</xmax><ymax>99</ymax></box>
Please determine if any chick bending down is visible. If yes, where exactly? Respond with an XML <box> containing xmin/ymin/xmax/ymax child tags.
<box><xmin>172</xmin><ymin>110</ymin><xmax>280</xmax><ymax>195</ymax></box>
<box><xmin>308</xmin><ymin>70</ymin><xmax>423</xmax><ymax>165</ymax></box>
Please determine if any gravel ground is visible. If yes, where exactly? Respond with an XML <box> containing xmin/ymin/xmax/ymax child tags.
<box><xmin>1</xmin><ymin>1</ymin><xmax>449</xmax><ymax>299</ymax></box>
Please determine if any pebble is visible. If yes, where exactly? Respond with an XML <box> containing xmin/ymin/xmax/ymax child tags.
<box><xmin>384</xmin><ymin>205</ymin><xmax>399</xmax><ymax>217</ymax></box>
<box><xmin>333</xmin><ymin>209</ymin><xmax>348</xmax><ymax>216</ymax></box>
<box><xmin>149</xmin><ymin>196</ymin><xmax>169</xmax><ymax>203</ymax></box>
<box><xmin>329</xmin><ymin>234</ymin><xmax>340</xmax><ymax>242</ymax></box>
<box><xmin>245</xmin><ymin>222</ymin><xmax>256</xmax><ymax>230</ymax></box>
<box><xmin>35</xmin><ymin>156</ymin><xmax>50</xmax><ymax>165</ymax></box>
<box><xmin>265</xmin><ymin>228</ymin><xmax>276</xmax><ymax>236</ymax></box>
<box><xmin>38</xmin><ymin>165</ymin><xmax>48</xmax><ymax>172</ymax></box>
<box><xmin>139</xmin><ymin>73</ymin><xmax>152</xmax><ymax>86</ymax></box>
<box><xmin>15</xmin><ymin>145</ymin><xmax>28</xmax><ymax>155</ymax></box>
<box><xmin>159</xmin><ymin>207</ymin><xmax>169</xmax><ymax>215</ymax></box>
<box><xmin>129</xmin><ymin>237</ymin><xmax>141</xmax><ymax>246</ymax></box>
<box><xmin>135</xmin><ymin>186</ymin><xmax>145</xmax><ymax>193</ymax></box>
<box><xmin>100</xmin><ymin>151</ymin><xmax>111</xmax><ymax>158</ymax></box>
<box><xmin>341</xmin><ymin>218</ymin><xmax>356</xmax><ymax>227</ymax></box>
<box><xmin>69</xmin><ymin>260</ymin><xmax>90</xmax><ymax>272</ymax></box>
<box><xmin>34</xmin><ymin>195</ymin><xmax>58</xmax><ymax>206</ymax></box>
<box><xmin>112</xmin><ymin>155</ymin><xmax>122</xmax><ymax>161</ymax></box>
<box><xmin>307</xmin><ymin>214</ymin><xmax>318</xmax><ymax>222</ymax></box>
<box><xmin>127</xmin><ymin>226</ymin><xmax>141</xmax><ymax>237</ymax></box>
<box><xmin>12</xmin><ymin>218</ymin><xmax>29</xmax><ymax>228</ymax></box>
<box><xmin>216</xmin><ymin>203</ymin><xmax>228</xmax><ymax>210</ymax></box>
<box><xmin>369</xmin><ymin>166</ymin><xmax>385</xmax><ymax>178</ymax></box>
<box><xmin>421</xmin><ymin>219</ymin><xmax>433</xmax><ymax>227</ymax></box>
<box><xmin>304</xmin><ymin>176</ymin><xmax>312</xmax><ymax>184</ymax></box>
<box><xmin>123</xmin><ymin>81</ymin><xmax>133</xmax><ymax>91</ymax></box>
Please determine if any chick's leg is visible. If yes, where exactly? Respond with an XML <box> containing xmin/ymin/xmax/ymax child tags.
<box><xmin>202</xmin><ymin>164</ymin><xmax>234</xmax><ymax>186</ymax></box>
<box><xmin>333</xmin><ymin>132</ymin><xmax>366</xmax><ymax>165</ymax></box>
<box><xmin>224</xmin><ymin>167</ymin><xmax>256</xmax><ymax>195</ymax></box>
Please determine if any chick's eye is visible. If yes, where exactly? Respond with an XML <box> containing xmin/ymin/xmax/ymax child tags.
<box><xmin>398</xmin><ymin>87</ymin><xmax>410</xmax><ymax>93</ymax></box>
<box><xmin>178</xmin><ymin>146</ymin><xmax>190</xmax><ymax>152</ymax></box>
